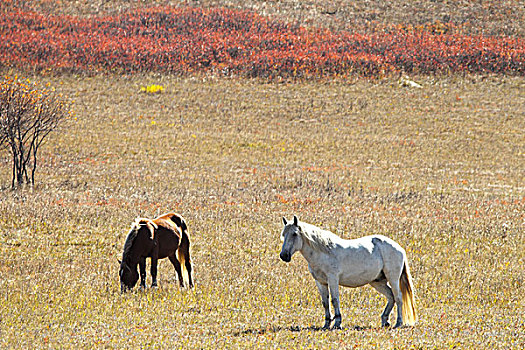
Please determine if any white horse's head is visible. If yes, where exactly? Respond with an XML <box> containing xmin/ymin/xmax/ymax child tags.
<box><xmin>280</xmin><ymin>215</ymin><xmax>303</xmax><ymax>262</ymax></box>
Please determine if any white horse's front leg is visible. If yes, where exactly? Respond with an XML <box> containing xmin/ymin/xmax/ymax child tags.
<box><xmin>328</xmin><ymin>277</ymin><xmax>342</xmax><ymax>329</ymax></box>
<box><xmin>315</xmin><ymin>281</ymin><xmax>331</xmax><ymax>330</ymax></box>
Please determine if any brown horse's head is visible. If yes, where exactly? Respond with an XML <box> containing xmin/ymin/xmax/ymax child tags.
<box><xmin>119</xmin><ymin>259</ymin><xmax>139</xmax><ymax>293</ymax></box>
<box><xmin>119</xmin><ymin>218</ymin><xmax>157</xmax><ymax>292</ymax></box>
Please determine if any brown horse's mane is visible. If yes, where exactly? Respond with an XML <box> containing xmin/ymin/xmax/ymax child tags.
<box><xmin>122</xmin><ymin>218</ymin><xmax>151</xmax><ymax>260</ymax></box>
<box><xmin>122</xmin><ymin>229</ymin><xmax>138</xmax><ymax>261</ymax></box>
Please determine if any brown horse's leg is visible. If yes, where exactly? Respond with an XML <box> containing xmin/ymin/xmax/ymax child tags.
<box><xmin>139</xmin><ymin>257</ymin><xmax>147</xmax><ymax>289</ymax></box>
<box><xmin>150</xmin><ymin>256</ymin><xmax>158</xmax><ymax>287</ymax></box>
<box><xmin>184</xmin><ymin>256</ymin><xmax>193</xmax><ymax>288</ymax></box>
<box><xmin>168</xmin><ymin>254</ymin><xmax>185</xmax><ymax>287</ymax></box>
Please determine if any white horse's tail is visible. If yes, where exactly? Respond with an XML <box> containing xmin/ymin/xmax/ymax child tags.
<box><xmin>400</xmin><ymin>260</ymin><xmax>417</xmax><ymax>326</ymax></box>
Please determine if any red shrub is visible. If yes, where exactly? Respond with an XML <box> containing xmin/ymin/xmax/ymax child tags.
<box><xmin>0</xmin><ymin>6</ymin><xmax>523</xmax><ymax>77</ymax></box>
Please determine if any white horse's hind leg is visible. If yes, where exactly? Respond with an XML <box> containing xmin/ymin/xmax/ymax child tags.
<box><xmin>369</xmin><ymin>280</ymin><xmax>395</xmax><ymax>327</ymax></box>
<box><xmin>382</xmin><ymin>250</ymin><xmax>406</xmax><ymax>328</ymax></box>
<box><xmin>315</xmin><ymin>281</ymin><xmax>331</xmax><ymax>330</ymax></box>
<box><xmin>389</xmin><ymin>279</ymin><xmax>404</xmax><ymax>328</ymax></box>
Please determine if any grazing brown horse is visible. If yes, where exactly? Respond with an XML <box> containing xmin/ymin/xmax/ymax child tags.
<box><xmin>119</xmin><ymin>212</ymin><xmax>193</xmax><ymax>292</ymax></box>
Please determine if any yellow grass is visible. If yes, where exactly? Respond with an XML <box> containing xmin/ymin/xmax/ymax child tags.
<box><xmin>1</xmin><ymin>72</ymin><xmax>524</xmax><ymax>348</ymax></box>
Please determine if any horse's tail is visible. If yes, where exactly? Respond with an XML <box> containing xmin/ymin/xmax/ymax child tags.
<box><xmin>400</xmin><ymin>260</ymin><xmax>417</xmax><ymax>326</ymax></box>
<box><xmin>176</xmin><ymin>218</ymin><xmax>193</xmax><ymax>288</ymax></box>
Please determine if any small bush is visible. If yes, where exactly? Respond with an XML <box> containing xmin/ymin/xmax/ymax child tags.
<box><xmin>0</xmin><ymin>76</ymin><xmax>71</xmax><ymax>188</ymax></box>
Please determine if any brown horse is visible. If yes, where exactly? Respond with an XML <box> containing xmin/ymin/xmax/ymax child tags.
<box><xmin>119</xmin><ymin>212</ymin><xmax>193</xmax><ymax>292</ymax></box>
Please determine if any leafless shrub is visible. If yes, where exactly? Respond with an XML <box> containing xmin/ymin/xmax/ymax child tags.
<box><xmin>0</xmin><ymin>76</ymin><xmax>71</xmax><ymax>188</ymax></box>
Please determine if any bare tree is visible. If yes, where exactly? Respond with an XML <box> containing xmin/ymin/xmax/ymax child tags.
<box><xmin>0</xmin><ymin>77</ymin><xmax>70</xmax><ymax>188</ymax></box>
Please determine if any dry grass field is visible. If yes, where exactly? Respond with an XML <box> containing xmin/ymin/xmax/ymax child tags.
<box><xmin>1</xmin><ymin>0</ymin><xmax>525</xmax><ymax>349</ymax></box>
<box><xmin>1</xmin><ymin>73</ymin><xmax>523</xmax><ymax>348</ymax></box>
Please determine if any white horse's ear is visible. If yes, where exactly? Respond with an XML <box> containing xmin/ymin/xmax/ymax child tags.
<box><xmin>293</xmin><ymin>215</ymin><xmax>299</xmax><ymax>226</ymax></box>
<box><xmin>282</xmin><ymin>217</ymin><xmax>288</xmax><ymax>226</ymax></box>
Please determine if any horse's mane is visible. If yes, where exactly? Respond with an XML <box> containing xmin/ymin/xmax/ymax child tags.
<box><xmin>298</xmin><ymin>221</ymin><xmax>339</xmax><ymax>253</ymax></box>
<box><xmin>122</xmin><ymin>218</ymin><xmax>153</xmax><ymax>260</ymax></box>
<box><xmin>122</xmin><ymin>228</ymin><xmax>138</xmax><ymax>261</ymax></box>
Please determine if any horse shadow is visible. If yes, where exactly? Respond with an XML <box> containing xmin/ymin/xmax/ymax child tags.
<box><xmin>232</xmin><ymin>324</ymin><xmax>375</xmax><ymax>336</ymax></box>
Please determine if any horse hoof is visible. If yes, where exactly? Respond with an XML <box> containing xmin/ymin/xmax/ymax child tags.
<box><xmin>332</xmin><ymin>324</ymin><xmax>342</xmax><ymax>330</ymax></box>
<box><xmin>393</xmin><ymin>323</ymin><xmax>404</xmax><ymax>329</ymax></box>
<box><xmin>382</xmin><ymin>322</ymin><xmax>391</xmax><ymax>328</ymax></box>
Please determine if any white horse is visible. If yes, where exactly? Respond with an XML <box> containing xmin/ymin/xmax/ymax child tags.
<box><xmin>279</xmin><ymin>215</ymin><xmax>417</xmax><ymax>329</ymax></box>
